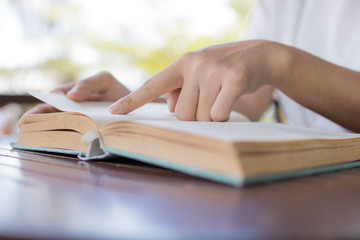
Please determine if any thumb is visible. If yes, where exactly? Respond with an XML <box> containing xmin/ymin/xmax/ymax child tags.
<box><xmin>67</xmin><ymin>71</ymin><xmax>119</xmax><ymax>101</ymax></box>
<box><xmin>164</xmin><ymin>88</ymin><xmax>181</xmax><ymax>113</ymax></box>
<box><xmin>66</xmin><ymin>84</ymin><xmax>93</xmax><ymax>101</ymax></box>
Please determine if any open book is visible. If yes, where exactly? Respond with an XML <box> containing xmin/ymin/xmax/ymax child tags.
<box><xmin>14</xmin><ymin>92</ymin><xmax>360</xmax><ymax>186</ymax></box>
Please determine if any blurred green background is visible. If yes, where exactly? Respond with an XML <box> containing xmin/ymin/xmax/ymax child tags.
<box><xmin>0</xmin><ymin>0</ymin><xmax>255</xmax><ymax>93</ymax></box>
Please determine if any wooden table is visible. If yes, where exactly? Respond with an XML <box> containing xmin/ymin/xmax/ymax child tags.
<box><xmin>1</xmin><ymin>140</ymin><xmax>360</xmax><ymax>240</ymax></box>
<box><xmin>0</xmin><ymin>95</ymin><xmax>39</xmax><ymax>106</ymax></box>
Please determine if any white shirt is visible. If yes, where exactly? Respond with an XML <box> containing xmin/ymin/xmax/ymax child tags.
<box><xmin>244</xmin><ymin>0</ymin><xmax>360</xmax><ymax>132</ymax></box>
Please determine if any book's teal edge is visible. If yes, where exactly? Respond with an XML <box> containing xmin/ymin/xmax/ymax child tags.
<box><xmin>104</xmin><ymin>147</ymin><xmax>245</xmax><ymax>186</ymax></box>
<box><xmin>105</xmin><ymin>147</ymin><xmax>360</xmax><ymax>186</ymax></box>
<box><xmin>11</xmin><ymin>144</ymin><xmax>360</xmax><ymax>187</ymax></box>
<box><xmin>244</xmin><ymin>159</ymin><xmax>360</xmax><ymax>185</ymax></box>
<box><xmin>11</xmin><ymin>143</ymin><xmax>244</xmax><ymax>185</ymax></box>
<box><xmin>11</xmin><ymin>143</ymin><xmax>81</xmax><ymax>156</ymax></box>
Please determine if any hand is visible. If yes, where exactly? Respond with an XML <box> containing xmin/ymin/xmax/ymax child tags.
<box><xmin>52</xmin><ymin>71</ymin><xmax>130</xmax><ymax>102</ymax></box>
<box><xmin>109</xmin><ymin>40</ymin><xmax>287</xmax><ymax>121</ymax></box>
<box><xmin>18</xmin><ymin>71</ymin><xmax>130</xmax><ymax>126</ymax></box>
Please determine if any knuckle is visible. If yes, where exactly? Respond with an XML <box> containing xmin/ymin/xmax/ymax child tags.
<box><xmin>180</xmin><ymin>51</ymin><xmax>197</xmax><ymax>62</ymax></box>
<box><xmin>225</xmin><ymin>74</ymin><xmax>242</xmax><ymax>87</ymax></box>
<box><xmin>98</xmin><ymin>70</ymin><xmax>111</xmax><ymax>78</ymax></box>
<box><xmin>79</xmin><ymin>78</ymin><xmax>93</xmax><ymax>87</ymax></box>
<box><xmin>179</xmin><ymin>50</ymin><xmax>215</xmax><ymax>76</ymax></box>
<box><xmin>175</xmin><ymin>108</ymin><xmax>196</xmax><ymax>121</ymax></box>
<box><xmin>99</xmin><ymin>71</ymin><xmax>116</xmax><ymax>82</ymax></box>
<box><xmin>81</xmin><ymin>71</ymin><xmax>117</xmax><ymax>89</ymax></box>
<box><xmin>181</xmin><ymin>51</ymin><xmax>208</xmax><ymax>65</ymax></box>
<box><xmin>210</xmin><ymin>109</ymin><xmax>228</xmax><ymax>122</ymax></box>
<box><xmin>121</xmin><ymin>95</ymin><xmax>134</xmax><ymax>107</ymax></box>
<box><xmin>224</xmin><ymin>67</ymin><xmax>246</xmax><ymax>87</ymax></box>
<box><xmin>143</xmin><ymin>78</ymin><xmax>158</xmax><ymax>94</ymax></box>
<box><xmin>194</xmin><ymin>52</ymin><xmax>208</xmax><ymax>65</ymax></box>
<box><xmin>197</xmin><ymin>47</ymin><xmax>212</xmax><ymax>56</ymax></box>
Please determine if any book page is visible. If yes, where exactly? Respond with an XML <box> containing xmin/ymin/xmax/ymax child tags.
<box><xmin>29</xmin><ymin>92</ymin><xmax>249</xmax><ymax>126</ymax></box>
<box><xmin>136</xmin><ymin>121</ymin><xmax>360</xmax><ymax>142</ymax></box>
<box><xmin>28</xmin><ymin>92</ymin><xmax>360</xmax><ymax>142</ymax></box>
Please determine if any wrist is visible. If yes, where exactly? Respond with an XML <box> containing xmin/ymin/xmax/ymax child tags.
<box><xmin>265</xmin><ymin>42</ymin><xmax>296</xmax><ymax>90</ymax></box>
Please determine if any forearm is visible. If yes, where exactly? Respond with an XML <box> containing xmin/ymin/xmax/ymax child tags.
<box><xmin>273</xmin><ymin>43</ymin><xmax>360</xmax><ymax>132</ymax></box>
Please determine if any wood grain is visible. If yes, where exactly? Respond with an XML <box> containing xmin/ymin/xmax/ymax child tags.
<box><xmin>0</xmin><ymin>141</ymin><xmax>360</xmax><ymax>239</ymax></box>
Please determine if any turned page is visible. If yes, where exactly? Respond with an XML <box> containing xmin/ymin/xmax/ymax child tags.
<box><xmin>28</xmin><ymin>92</ymin><xmax>249</xmax><ymax>126</ymax></box>
<box><xmin>28</xmin><ymin>92</ymin><xmax>360</xmax><ymax>142</ymax></box>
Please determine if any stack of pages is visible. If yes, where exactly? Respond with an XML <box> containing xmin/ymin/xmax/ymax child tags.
<box><xmin>14</xmin><ymin>92</ymin><xmax>360</xmax><ymax>186</ymax></box>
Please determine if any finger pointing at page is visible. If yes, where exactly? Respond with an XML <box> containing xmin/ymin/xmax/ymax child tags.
<box><xmin>108</xmin><ymin>40</ymin><xmax>281</xmax><ymax>121</ymax></box>
<box><xmin>109</xmin><ymin>60</ymin><xmax>183</xmax><ymax>114</ymax></box>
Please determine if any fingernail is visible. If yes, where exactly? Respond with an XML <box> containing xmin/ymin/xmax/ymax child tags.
<box><xmin>109</xmin><ymin>101</ymin><xmax>124</xmax><ymax>114</ymax></box>
<box><xmin>109</xmin><ymin>104</ymin><xmax>119</xmax><ymax>114</ymax></box>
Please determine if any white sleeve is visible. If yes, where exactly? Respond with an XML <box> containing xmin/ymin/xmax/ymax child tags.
<box><xmin>242</xmin><ymin>0</ymin><xmax>303</xmax><ymax>44</ymax></box>
<box><xmin>242</xmin><ymin>0</ymin><xmax>280</xmax><ymax>40</ymax></box>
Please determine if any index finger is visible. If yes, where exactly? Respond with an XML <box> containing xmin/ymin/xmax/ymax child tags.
<box><xmin>109</xmin><ymin>61</ymin><xmax>183</xmax><ymax>114</ymax></box>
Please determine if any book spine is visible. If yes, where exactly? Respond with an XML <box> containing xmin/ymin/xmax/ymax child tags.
<box><xmin>78</xmin><ymin>130</ymin><xmax>111</xmax><ymax>160</ymax></box>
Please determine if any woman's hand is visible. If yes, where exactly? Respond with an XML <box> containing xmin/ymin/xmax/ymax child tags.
<box><xmin>18</xmin><ymin>38</ymin><xmax>360</xmax><ymax>132</ymax></box>
<box><xmin>18</xmin><ymin>71</ymin><xmax>130</xmax><ymax>126</ymax></box>
<box><xmin>107</xmin><ymin>39</ymin><xmax>360</xmax><ymax>132</ymax></box>
<box><xmin>109</xmin><ymin>40</ymin><xmax>288</xmax><ymax>122</ymax></box>
<box><xmin>52</xmin><ymin>71</ymin><xmax>130</xmax><ymax>102</ymax></box>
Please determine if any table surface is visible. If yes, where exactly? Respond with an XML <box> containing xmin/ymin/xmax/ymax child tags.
<box><xmin>0</xmin><ymin>94</ymin><xmax>39</xmax><ymax>106</ymax></box>
<box><xmin>1</xmin><ymin>140</ymin><xmax>360</xmax><ymax>240</ymax></box>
